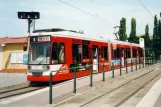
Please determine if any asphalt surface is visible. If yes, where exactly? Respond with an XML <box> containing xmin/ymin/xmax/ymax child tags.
<box><xmin>0</xmin><ymin>73</ymin><xmax>27</xmax><ymax>88</ymax></box>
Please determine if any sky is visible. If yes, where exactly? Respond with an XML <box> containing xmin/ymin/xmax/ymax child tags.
<box><xmin>1</xmin><ymin>0</ymin><xmax>161</xmax><ymax>39</ymax></box>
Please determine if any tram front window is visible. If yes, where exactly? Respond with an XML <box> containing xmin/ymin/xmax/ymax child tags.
<box><xmin>29</xmin><ymin>43</ymin><xmax>50</xmax><ymax>64</ymax></box>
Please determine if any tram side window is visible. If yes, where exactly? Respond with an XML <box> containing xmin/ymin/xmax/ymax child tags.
<box><xmin>133</xmin><ymin>49</ymin><xmax>137</xmax><ymax>57</ymax></box>
<box><xmin>101</xmin><ymin>46</ymin><xmax>108</xmax><ymax>60</ymax></box>
<box><xmin>52</xmin><ymin>43</ymin><xmax>65</xmax><ymax>64</ymax></box>
<box><xmin>99</xmin><ymin>48</ymin><xmax>101</xmax><ymax>58</ymax></box>
<box><xmin>113</xmin><ymin>49</ymin><xmax>117</xmax><ymax>59</ymax></box>
<box><xmin>101</xmin><ymin>47</ymin><xmax>104</xmax><ymax>59</ymax></box>
<box><xmin>72</xmin><ymin>44</ymin><xmax>82</xmax><ymax>63</ymax></box>
<box><xmin>83</xmin><ymin>45</ymin><xmax>89</xmax><ymax>59</ymax></box>
<box><xmin>113</xmin><ymin>48</ymin><xmax>120</xmax><ymax>59</ymax></box>
<box><xmin>104</xmin><ymin>46</ymin><xmax>108</xmax><ymax>60</ymax></box>
<box><xmin>116</xmin><ymin>48</ymin><xmax>120</xmax><ymax>58</ymax></box>
<box><xmin>139</xmin><ymin>49</ymin><xmax>143</xmax><ymax>57</ymax></box>
<box><xmin>126</xmin><ymin>48</ymin><xmax>131</xmax><ymax>58</ymax></box>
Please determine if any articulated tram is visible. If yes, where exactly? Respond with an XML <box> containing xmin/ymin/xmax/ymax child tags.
<box><xmin>27</xmin><ymin>29</ymin><xmax>143</xmax><ymax>82</ymax></box>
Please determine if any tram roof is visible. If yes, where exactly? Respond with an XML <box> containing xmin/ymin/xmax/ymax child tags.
<box><xmin>31</xmin><ymin>29</ymin><xmax>140</xmax><ymax>47</ymax></box>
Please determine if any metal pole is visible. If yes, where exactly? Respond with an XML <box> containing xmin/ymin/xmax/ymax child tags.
<box><xmin>131</xmin><ymin>60</ymin><xmax>133</xmax><ymax>72</ymax></box>
<box><xmin>49</xmin><ymin>72</ymin><xmax>52</xmax><ymax>104</ymax></box>
<box><xmin>112</xmin><ymin>62</ymin><xmax>114</xmax><ymax>78</ymax></box>
<box><xmin>139</xmin><ymin>58</ymin><xmax>141</xmax><ymax>69</ymax></box>
<box><xmin>143</xmin><ymin>58</ymin><xmax>144</xmax><ymax>68</ymax></box>
<box><xmin>73</xmin><ymin>68</ymin><xmax>76</xmax><ymax>93</ymax></box>
<box><xmin>126</xmin><ymin>60</ymin><xmax>128</xmax><ymax>74</ymax></box>
<box><xmin>28</xmin><ymin>19</ymin><xmax>32</xmax><ymax>34</ymax></box>
<box><xmin>120</xmin><ymin>61</ymin><xmax>122</xmax><ymax>76</ymax></box>
<box><xmin>102</xmin><ymin>64</ymin><xmax>105</xmax><ymax>81</ymax></box>
<box><xmin>148</xmin><ymin>58</ymin><xmax>149</xmax><ymax>66</ymax></box>
<box><xmin>136</xmin><ymin>60</ymin><xmax>137</xmax><ymax>70</ymax></box>
<box><xmin>33</xmin><ymin>19</ymin><xmax>35</xmax><ymax>31</ymax></box>
<box><xmin>143</xmin><ymin>48</ymin><xmax>145</xmax><ymax>68</ymax></box>
<box><xmin>90</xmin><ymin>66</ymin><xmax>93</xmax><ymax>87</ymax></box>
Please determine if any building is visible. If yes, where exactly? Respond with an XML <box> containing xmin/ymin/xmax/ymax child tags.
<box><xmin>0</xmin><ymin>37</ymin><xmax>28</xmax><ymax>73</ymax></box>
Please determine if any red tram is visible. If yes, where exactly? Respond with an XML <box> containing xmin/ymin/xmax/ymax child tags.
<box><xmin>27</xmin><ymin>29</ymin><xmax>143</xmax><ymax>82</ymax></box>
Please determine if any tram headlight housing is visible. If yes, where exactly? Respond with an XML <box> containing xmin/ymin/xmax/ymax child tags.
<box><xmin>42</xmin><ymin>65</ymin><xmax>50</xmax><ymax>70</ymax></box>
<box><xmin>28</xmin><ymin>66</ymin><xmax>31</xmax><ymax>70</ymax></box>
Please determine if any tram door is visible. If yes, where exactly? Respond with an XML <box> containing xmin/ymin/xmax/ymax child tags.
<box><xmin>92</xmin><ymin>46</ymin><xmax>98</xmax><ymax>73</ymax></box>
<box><xmin>121</xmin><ymin>48</ymin><xmax>125</xmax><ymax>67</ymax></box>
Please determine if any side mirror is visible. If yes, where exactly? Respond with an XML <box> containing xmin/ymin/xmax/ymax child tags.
<box><xmin>23</xmin><ymin>45</ymin><xmax>27</xmax><ymax>51</ymax></box>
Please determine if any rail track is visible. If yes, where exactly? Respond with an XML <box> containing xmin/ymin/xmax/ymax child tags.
<box><xmin>52</xmin><ymin>63</ymin><xmax>161</xmax><ymax>107</ymax></box>
<box><xmin>114</xmin><ymin>68</ymin><xmax>161</xmax><ymax>107</ymax></box>
<box><xmin>79</xmin><ymin>65</ymin><xmax>161</xmax><ymax>107</ymax></box>
<box><xmin>0</xmin><ymin>82</ymin><xmax>47</xmax><ymax>99</ymax></box>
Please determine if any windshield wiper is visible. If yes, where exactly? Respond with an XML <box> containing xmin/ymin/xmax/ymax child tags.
<box><xmin>38</xmin><ymin>49</ymin><xmax>49</xmax><ymax>64</ymax></box>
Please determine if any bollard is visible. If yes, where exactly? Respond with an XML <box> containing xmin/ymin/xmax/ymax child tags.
<box><xmin>148</xmin><ymin>58</ymin><xmax>149</xmax><ymax>66</ymax></box>
<box><xmin>73</xmin><ymin>68</ymin><xmax>76</xmax><ymax>93</ymax></box>
<box><xmin>126</xmin><ymin>60</ymin><xmax>128</xmax><ymax>74</ymax></box>
<box><xmin>131</xmin><ymin>60</ymin><xmax>133</xmax><ymax>72</ymax></box>
<box><xmin>49</xmin><ymin>72</ymin><xmax>52</xmax><ymax>104</ymax></box>
<box><xmin>139</xmin><ymin>59</ymin><xmax>141</xmax><ymax>69</ymax></box>
<box><xmin>120</xmin><ymin>61</ymin><xmax>122</xmax><ymax>76</ymax></box>
<box><xmin>90</xmin><ymin>66</ymin><xmax>93</xmax><ymax>87</ymax></box>
<box><xmin>145</xmin><ymin>59</ymin><xmax>147</xmax><ymax>67</ymax></box>
<box><xmin>112</xmin><ymin>62</ymin><xmax>114</xmax><ymax>78</ymax></box>
<box><xmin>143</xmin><ymin>59</ymin><xmax>144</xmax><ymax>68</ymax></box>
<box><xmin>136</xmin><ymin>60</ymin><xmax>137</xmax><ymax>71</ymax></box>
<box><xmin>102</xmin><ymin>64</ymin><xmax>105</xmax><ymax>81</ymax></box>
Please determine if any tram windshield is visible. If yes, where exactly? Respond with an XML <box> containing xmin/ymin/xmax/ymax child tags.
<box><xmin>28</xmin><ymin>43</ymin><xmax>50</xmax><ymax>64</ymax></box>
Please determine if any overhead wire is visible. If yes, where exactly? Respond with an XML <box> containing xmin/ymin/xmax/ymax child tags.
<box><xmin>138</xmin><ymin>0</ymin><xmax>154</xmax><ymax>18</ymax></box>
<box><xmin>57</xmin><ymin>0</ymin><xmax>117</xmax><ymax>25</ymax></box>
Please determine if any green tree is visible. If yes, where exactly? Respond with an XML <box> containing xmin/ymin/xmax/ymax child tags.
<box><xmin>118</xmin><ymin>17</ymin><xmax>127</xmax><ymax>41</ymax></box>
<box><xmin>144</xmin><ymin>24</ymin><xmax>151</xmax><ymax>48</ymax></box>
<box><xmin>128</xmin><ymin>18</ymin><xmax>139</xmax><ymax>43</ymax></box>
<box><xmin>158</xmin><ymin>20</ymin><xmax>161</xmax><ymax>55</ymax></box>
<box><xmin>152</xmin><ymin>15</ymin><xmax>159</xmax><ymax>59</ymax></box>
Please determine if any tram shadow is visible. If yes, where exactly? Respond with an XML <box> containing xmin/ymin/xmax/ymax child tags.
<box><xmin>29</xmin><ymin>80</ymin><xmax>68</xmax><ymax>87</ymax></box>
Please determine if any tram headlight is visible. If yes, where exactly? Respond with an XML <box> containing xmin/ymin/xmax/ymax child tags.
<box><xmin>28</xmin><ymin>66</ymin><xmax>31</xmax><ymax>70</ymax></box>
<box><xmin>42</xmin><ymin>65</ymin><xmax>50</xmax><ymax>70</ymax></box>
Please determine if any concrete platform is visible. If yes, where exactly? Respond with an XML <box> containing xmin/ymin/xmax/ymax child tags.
<box><xmin>136</xmin><ymin>71</ymin><xmax>161</xmax><ymax>107</ymax></box>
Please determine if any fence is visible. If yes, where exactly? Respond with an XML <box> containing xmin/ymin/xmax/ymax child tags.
<box><xmin>49</xmin><ymin>58</ymin><xmax>157</xmax><ymax>104</ymax></box>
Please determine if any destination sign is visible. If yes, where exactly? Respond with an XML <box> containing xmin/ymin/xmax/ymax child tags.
<box><xmin>30</xmin><ymin>36</ymin><xmax>51</xmax><ymax>42</ymax></box>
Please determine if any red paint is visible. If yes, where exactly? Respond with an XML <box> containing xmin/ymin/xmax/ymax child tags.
<box><xmin>28</xmin><ymin>34</ymin><xmax>141</xmax><ymax>82</ymax></box>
